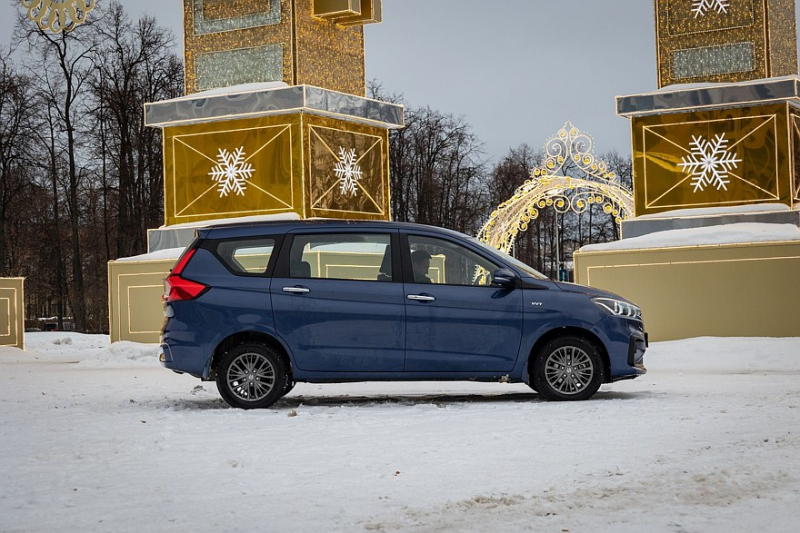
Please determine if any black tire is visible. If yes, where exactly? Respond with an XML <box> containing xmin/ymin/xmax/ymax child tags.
<box><xmin>282</xmin><ymin>379</ymin><xmax>295</xmax><ymax>397</ymax></box>
<box><xmin>216</xmin><ymin>343</ymin><xmax>287</xmax><ymax>409</ymax></box>
<box><xmin>532</xmin><ymin>336</ymin><xmax>603</xmax><ymax>401</ymax></box>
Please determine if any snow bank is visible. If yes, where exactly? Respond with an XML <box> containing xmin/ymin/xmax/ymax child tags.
<box><xmin>581</xmin><ymin>222</ymin><xmax>800</xmax><ymax>252</ymax></box>
<box><xmin>169</xmin><ymin>81</ymin><xmax>289</xmax><ymax>101</ymax></box>
<box><xmin>1</xmin><ymin>332</ymin><xmax>159</xmax><ymax>367</ymax></box>
<box><xmin>163</xmin><ymin>212</ymin><xmax>301</xmax><ymax>229</ymax></box>
<box><xmin>114</xmin><ymin>247</ymin><xmax>186</xmax><ymax>263</ymax></box>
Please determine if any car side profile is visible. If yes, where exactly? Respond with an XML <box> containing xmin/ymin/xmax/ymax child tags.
<box><xmin>160</xmin><ymin>219</ymin><xmax>647</xmax><ymax>409</ymax></box>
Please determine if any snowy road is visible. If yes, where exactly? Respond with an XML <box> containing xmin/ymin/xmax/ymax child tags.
<box><xmin>1</xmin><ymin>334</ymin><xmax>799</xmax><ymax>532</ymax></box>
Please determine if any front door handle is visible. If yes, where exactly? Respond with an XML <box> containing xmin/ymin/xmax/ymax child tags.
<box><xmin>283</xmin><ymin>286</ymin><xmax>310</xmax><ymax>294</ymax></box>
<box><xmin>407</xmin><ymin>294</ymin><xmax>435</xmax><ymax>302</ymax></box>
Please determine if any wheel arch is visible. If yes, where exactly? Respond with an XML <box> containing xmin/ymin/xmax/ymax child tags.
<box><xmin>526</xmin><ymin>326</ymin><xmax>610</xmax><ymax>383</ymax></box>
<box><xmin>209</xmin><ymin>331</ymin><xmax>292</xmax><ymax>381</ymax></box>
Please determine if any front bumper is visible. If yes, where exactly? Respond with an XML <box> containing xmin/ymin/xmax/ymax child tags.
<box><xmin>591</xmin><ymin>316</ymin><xmax>648</xmax><ymax>380</ymax></box>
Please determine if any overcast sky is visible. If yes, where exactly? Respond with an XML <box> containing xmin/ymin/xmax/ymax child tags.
<box><xmin>1</xmin><ymin>1</ymin><xmax>799</xmax><ymax>163</ymax></box>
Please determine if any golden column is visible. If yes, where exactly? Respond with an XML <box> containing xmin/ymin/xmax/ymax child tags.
<box><xmin>145</xmin><ymin>0</ymin><xmax>401</xmax><ymax>227</ymax></box>
<box><xmin>619</xmin><ymin>0</ymin><xmax>800</xmax><ymax>216</ymax></box>
<box><xmin>111</xmin><ymin>0</ymin><xmax>401</xmax><ymax>343</ymax></box>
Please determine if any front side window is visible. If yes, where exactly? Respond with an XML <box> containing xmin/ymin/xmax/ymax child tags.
<box><xmin>407</xmin><ymin>235</ymin><xmax>500</xmax><ymax>286</ymax></box>
<box><xmin>216</xmin><ymin>238</ymin><xmax>276</xmax><ymax>275</ymax></box>
<box><xmin>289</xmin><ymin>233</ymin><xmax>392</xmax><ymax>282</ymax></box>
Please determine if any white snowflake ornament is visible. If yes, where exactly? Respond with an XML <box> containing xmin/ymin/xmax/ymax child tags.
<box><xmin>678</xmin><ymin>133</ymin><xmax>741</xmax><ymax>193</ymax></box>
<box><xmin>209</xmin><ymin>147</ymin><xmax>255</xmax><ymax>198</ymax></box>
<box><xmin>334</xmin><ymin>147</ymin><xmax>364</xmax><ymax>197</ymax></box>
<box><xmin>691</xmin><ymin>0</ymin><xmax>730</xmax><ymax>17</ymax></box>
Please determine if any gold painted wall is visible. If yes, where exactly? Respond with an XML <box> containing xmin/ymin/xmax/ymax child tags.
<box><xmin>655</xmin><ymin>0</ymin><xmax>798</xmax><ymax>87</ymax></box>
<box><xmin>162</xmin><ymin>113</ymin><xmax>390</xmax><ymax>226</ymax></box>
<box><xmin>0</xmin><ymin>278</ymin><xmax>24</xmax><ymax>349</ymax></box>
<box><xmin>632</xmin><ymin>102</ymin><xmax>797</xmax><ymax>216</ymax></box>
<box><xmin>574</xmin><ymin>241</ymin><xmax>800</xmax><ymax>341</ymax></box>
<box><xmin>108</xmin><ymin>259</ymin><xmax>177</xmax><ymax>344</ymax></box>
<box><xmin>183</xmin><ymin>0</ymin><xmax>366</xmax><ymax>95</ymax></box>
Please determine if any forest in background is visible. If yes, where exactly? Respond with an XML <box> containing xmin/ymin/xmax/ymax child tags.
<box><xmin>0</xmin><ymin>2</ymin><xmax>631</xmax><ymax>333</ymax></box>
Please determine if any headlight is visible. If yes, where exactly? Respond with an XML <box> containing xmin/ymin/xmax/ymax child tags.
<box><xmin>592</xmin><ymin>297</ymin><xmax>642</xmax><ymax>319</ymax></box>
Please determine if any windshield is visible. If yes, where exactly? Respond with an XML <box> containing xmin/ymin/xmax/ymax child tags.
<box><xmin>466</xmin><ymin>236</ymin><xmax>549</xmax><ymax>280</ymax></box>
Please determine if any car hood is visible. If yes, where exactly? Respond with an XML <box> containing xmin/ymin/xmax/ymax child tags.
<box><xmin>553</xmin><ymin>282</ymin><xmax>629</xmax><ymax>302</ymax></box>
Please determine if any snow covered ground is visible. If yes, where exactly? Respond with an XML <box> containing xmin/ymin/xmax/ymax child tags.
<box><xmin>1</xmin><ymin>333</ymin><xmax>798</xmax><ymax>533</ymax></box>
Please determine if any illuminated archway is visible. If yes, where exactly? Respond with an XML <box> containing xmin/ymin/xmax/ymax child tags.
<box><xmin>479</xmin><ymin>122</ymin><xmax>634</xmax><ymax>254</ymax></box>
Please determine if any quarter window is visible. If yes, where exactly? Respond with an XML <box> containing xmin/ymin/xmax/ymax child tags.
<box><xmin>289</xmin><ymin>233</ymin><xmax>392</xmax><ymax>282</ymax></box>
<box><xmin>408</xmin><ymin>235</ymin><xmax>500</xmax><ymax>286</ymax></box>
<box><xmin>217</xmin><ymin>238</ymin><xmax>276</xmax><ymax>275</ymax></box>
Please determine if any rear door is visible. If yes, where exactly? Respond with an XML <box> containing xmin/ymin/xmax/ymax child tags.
<box><xmin>270</xmin><ymin>229</ymin><xmax>405</xmax><ymax>372</ymax></box>
<box><xmin>402</xmin><ymin>233</ymin><xmax>523</xmax><ymax>372</ymax></box>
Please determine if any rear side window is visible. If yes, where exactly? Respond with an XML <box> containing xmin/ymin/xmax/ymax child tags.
<box><xmin>289</xmin><ymin>233</ymin><xmax>392</xmax><ymax>281</ymax></box>
<box><xmin>216</xmin><ymin>238</ymin><xmax>276</xmax><ymax>275</ymax></box>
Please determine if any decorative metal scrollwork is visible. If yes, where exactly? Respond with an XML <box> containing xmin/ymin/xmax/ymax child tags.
<box><xmin>21</xmin><ymin>0</ymin><xmax>96</xmax><ymax>34</ymax></box>
<box><xmin>479</xmin><ymin>122</ymin><xmax>635</xmax><ymax>254</ymax></box>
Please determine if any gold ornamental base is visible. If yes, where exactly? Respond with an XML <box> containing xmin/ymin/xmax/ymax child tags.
<box><xmin>574</xmin><ymin>240</ymin><xmax>800</xmax><ymax>341</ymax></box>
<box><xmin>0</xmin><ymin>278</ymin><xmax>24</xmax><ymax>349</ymax></box>
<box><xmin>108</xmin><ymin>258</ymin><xmax>180</xmax><ymax>344</ymax></box>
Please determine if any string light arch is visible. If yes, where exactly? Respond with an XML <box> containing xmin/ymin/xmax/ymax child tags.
<box><xmin>479</xmin><ymin>122</ymin><xmax>635</xmax><ymax>254</ymax></box>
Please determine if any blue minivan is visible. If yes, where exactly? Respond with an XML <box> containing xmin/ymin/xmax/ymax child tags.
<box><xmin>161</xmin><ymin>219</ymin><xmax>647</xmax><ymax>409</ymax></box>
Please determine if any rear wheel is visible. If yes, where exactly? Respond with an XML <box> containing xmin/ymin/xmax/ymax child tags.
<box><xmin>532</xmin><ymin>336</ymin><xmax>603</xmax><ymax>401</ymax></box>
<box><xmin>216</xmin><ymin>343</ymin><xmax>286</xmax><ymax>409</ymax></box>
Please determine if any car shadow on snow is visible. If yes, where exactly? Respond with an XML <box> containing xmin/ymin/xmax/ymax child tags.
<box><xmin>273</xmin><ymin>389</ymin><xmax>651</xmax><ymax>408</ymax></box>
<box><xmin>149</xmin><ymin>389</ymin><xmax>651</xmax><ymax>411</ymax></box>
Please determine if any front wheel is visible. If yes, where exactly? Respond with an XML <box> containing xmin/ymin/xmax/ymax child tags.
<box><xmin>532</xmin><ymin>336</ymin><xmax>603</xmax><ymax>401</ymax></box>
<box><xmin>216</xmin><ymin>343</ymin><xmax>287</xmax><ymax>409</ymax></box>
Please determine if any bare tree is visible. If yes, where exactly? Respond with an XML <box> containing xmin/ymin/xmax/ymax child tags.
<box><xmin>0</xmin><ymin>50</ymin><xmax>36</xmax><ymax>274</ymax></box>
<box><xmin>17</xmin><ymin>11</ymin><xmax>95</xmax><ymax>331</ymax></box>
<box><xmin>90</xmin><ymin>2</ymin><xmax>182</xmax><ymax>257</ymax></box>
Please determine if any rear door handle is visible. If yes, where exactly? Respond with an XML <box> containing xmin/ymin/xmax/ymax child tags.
<box><xmin>407</xmin><ymin>294</ymin><xmax>435</xmax><ymax>302</ymax></box>
<box><xmin>283</xmin><ymin>286</ymin><xmax>310</xmax><ymax>294</ymax></box>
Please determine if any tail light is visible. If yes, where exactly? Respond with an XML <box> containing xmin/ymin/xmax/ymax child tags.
<box><xmin>164</xmin><ymin>248</ymin><xmax>208</xmax><ymax>302</ymax></box>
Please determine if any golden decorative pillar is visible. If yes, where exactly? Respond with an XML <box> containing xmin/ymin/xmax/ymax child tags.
<box><xmin>617</xmin><ymin>0</ymin><xmax>800</xmax><ymax>216</ymax></box>
<box><xmin>109</xmin><ymin>0</ymin><xmax>398</xmax><ymax>343</ymax></box>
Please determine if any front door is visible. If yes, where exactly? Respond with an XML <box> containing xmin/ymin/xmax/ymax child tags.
<box><xmin>403</xmin><ymin>234</ymin><xmax>523</xmax><ymax>373</ymax></box>
<box><xmin>271</xmin><ymin>231</ymin><xmax>405</xmax><ymax>373</ymax></box>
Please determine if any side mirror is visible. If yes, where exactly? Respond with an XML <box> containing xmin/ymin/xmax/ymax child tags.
<box><xmin>491</xmin><ymin>269</ymin><xmax>518</xmax><ymax>289</ymax></box>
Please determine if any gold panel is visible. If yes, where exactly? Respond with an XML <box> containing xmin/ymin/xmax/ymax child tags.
<box><xmin>166</xmin><ymin>116</ymin><xmax>299</xmax><ymax>225</ymax></box>
<box><xmin>183</xmin><ymin>0</ymin><xmax>366</xmax><ymax>96</ymax></box>
<box><xmin>0</xmin><ymin>279</ymin><xmax>24</xmax><ymax>349</ymax></box>
<box><xmin>632</xmin><ymin>103</ymin><xmax>794</xmax><ymax>216</ymax></box>
<box><xmin>792</xmin><ymin>112</ymin><xmax>800</xmax><ymax>205</ymax></box>
<box><xmin>294</xmin><ymin>0</ymin><xmax>366</xmax><ymax>94</ymax></box>
<box><xmin>305</xmin><ymin>115</ymin><xmax>389</xmax><ymax>219</ymax></box>
<box><xmin>165</xmin><ymin>115</ymin><xmax>301</xmax><ymax>226</ymax></box>
<box><xmin>162</xmin><ymin>112</ymin><xmax>390</xmax><ymax>225</ymax></box>
<box><xmin>108</xmin><ymin>260</ymin><xmax>176</xmax><ymax>344</ymax></box>
<box><xmin>574</xmin><ymin>242</ymin><xmax>800</xmax><ymax>341</ymax></box>
<box><xmin>655</xmin><ymin>0</ymin><xmax>798</xmax><ymax>87</ymax></box>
